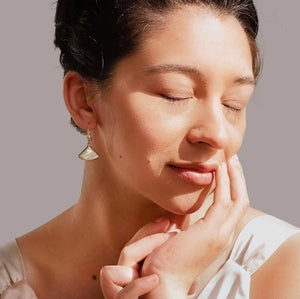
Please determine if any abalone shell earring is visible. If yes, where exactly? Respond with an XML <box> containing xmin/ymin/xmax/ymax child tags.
<box><xmin>78</xmin><ymin>128</ymin><xmax>99</xmax><ymax>161</ymax></box>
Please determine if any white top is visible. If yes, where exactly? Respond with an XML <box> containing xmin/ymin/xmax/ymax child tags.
<box><xmin>0</xmin><ymin>215</ymin><xmax>299</xmax><ymax>298</ymax></box>
<box><xmin>0</xmin><ymin>240</ymin><xmax>37</xmax><ymax>298</ymax></box>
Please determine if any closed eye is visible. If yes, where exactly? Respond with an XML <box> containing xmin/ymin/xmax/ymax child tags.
<box><xmin>160</xmin><ymin>94</ymin><xmax>192</xmax><ymax>102</ymax></box>
<box><xmin>223</xmin><ymin>104</ymin><xmax>242</xmax><ymax>112</ymax></box>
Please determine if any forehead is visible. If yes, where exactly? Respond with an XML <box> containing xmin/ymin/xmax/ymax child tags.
<box><xmin>134</xmin><ymin>5</ymin><xmax>253</xmax><ymax>80</ymax></box>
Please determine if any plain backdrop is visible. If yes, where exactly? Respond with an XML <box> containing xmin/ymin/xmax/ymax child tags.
<box><xmin>0</xmin><ymin>1</ymin><xmax>299</xmax><ymax>244</ymax></box>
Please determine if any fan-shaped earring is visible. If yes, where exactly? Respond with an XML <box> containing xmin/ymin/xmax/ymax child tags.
<box><xmin>78</xmin><ymin>129</ymin><xmax>99</xmax><ymax>161</ymax></box>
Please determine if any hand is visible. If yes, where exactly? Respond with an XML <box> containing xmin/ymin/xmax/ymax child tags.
<box><xmin>141</xmin><ymin>155</ymin><xmax>249</xmax><ymax>298</ymax></box>
<box><xmin>100</xmin><ymin>218</ymin><xmax>172</xmax><ymax>298</ymax></box>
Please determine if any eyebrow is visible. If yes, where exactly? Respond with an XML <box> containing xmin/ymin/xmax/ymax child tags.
<box><xmin>144</xmin><ymin>64</ymin><xmax>202</xmax><ymax>77</ymax></box>
<box><xmin>143</xmin><ymin>64</ymin><xmax>256</xmax><ymax>86</ymax></box>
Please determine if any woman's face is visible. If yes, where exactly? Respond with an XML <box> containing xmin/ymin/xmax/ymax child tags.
<box><xmin>93</xmin><ymin>6</ymin><xmax>255</xmax><ymax>215</ymax></box>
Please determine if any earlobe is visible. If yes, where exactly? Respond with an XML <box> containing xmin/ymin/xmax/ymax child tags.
<box><xmin>63</xmin><ymin>71</ymin><xmax>97</xmax><ymax>131</ymax></box>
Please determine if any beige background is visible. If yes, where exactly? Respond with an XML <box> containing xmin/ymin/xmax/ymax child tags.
<box><xmin>0</xmin><ymin>1</ymin><xmax>299</xmax><ymax>244</ymax></box>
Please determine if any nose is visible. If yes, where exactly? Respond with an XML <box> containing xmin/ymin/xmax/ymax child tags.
<box><xmin>187</xmin><ymin>101</ymin><xmax>229</xmax><ymax>150</ymax></box>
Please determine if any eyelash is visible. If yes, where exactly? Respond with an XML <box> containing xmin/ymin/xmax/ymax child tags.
<box><xmin>160</xmin><ymin>94</ymin><xmax>243</xmax><ymax>113</ymax></box>
<box><xmin>160</xmin><ymin>94</ymin><xmax>191</xmax><ymax>102</ymax></box>
<box><xmin>223</xmin><ymin>104</ymin><xmax>242</xmax><ymax>113</ymax></box>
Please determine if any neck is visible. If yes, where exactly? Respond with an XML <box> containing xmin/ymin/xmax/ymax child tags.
<box><xmin>71</xmin><ymin>162</ymin><xmax>213</xmax><ymax>264</ymax></box>
<box><xmin>17</xmin><ymin>161</ymin><xmax>214</xmax><ymax>298</ymax></box>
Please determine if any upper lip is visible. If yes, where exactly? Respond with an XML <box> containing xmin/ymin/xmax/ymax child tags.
<box><xmin>168</xmin><ymin>162</ymin><xmax>218</xmax><ymax>173</ymax></box>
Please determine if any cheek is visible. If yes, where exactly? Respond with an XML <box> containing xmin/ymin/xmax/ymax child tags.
<box><xmin>115</xmin><ymin>98</ymin><xmax>189</xmax><ymax>155</ymax></box>
<box><xmin>96</xmin><ymin>102</ymin><xmax>120</xmax><ymax>156</ymax></box>
<box><xmin>225</xmin><ymin>122</ymin><xmax>246</xmax><ymax>160</ymax></box>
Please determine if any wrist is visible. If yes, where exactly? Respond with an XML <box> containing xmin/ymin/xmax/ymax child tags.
<box><xmin>142</xmin><ymin>276</ymin><xmax>188</xmax><ymax>299</ymax></box>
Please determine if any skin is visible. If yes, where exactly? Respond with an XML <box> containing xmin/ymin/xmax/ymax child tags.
<box><xmin>16</xmin><ymin>4</ymin><xmax>300</xmax><ymax>299</ymax></box>
<box><xmin>84</xmin><ymin>5</ymin><xmax>254</xmax><ymax>216</ymax></box>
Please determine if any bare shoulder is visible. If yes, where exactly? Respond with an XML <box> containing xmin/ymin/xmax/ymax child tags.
<box><xmin>250</xmin><ymin>231</ymin><xmax>300</xmax><ymax>299</ymax></box>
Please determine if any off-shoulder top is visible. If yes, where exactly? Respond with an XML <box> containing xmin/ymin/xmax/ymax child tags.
<box><xmin>0</xmin><ymin>215</ymin><xmax>299</xmax><ymax>298</ymax></box>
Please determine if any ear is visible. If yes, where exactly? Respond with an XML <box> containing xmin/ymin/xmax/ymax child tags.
<box><xmin>63</xmin><ymin>71</ymin><xmax>98</xmax><ymax>131</ymax></box>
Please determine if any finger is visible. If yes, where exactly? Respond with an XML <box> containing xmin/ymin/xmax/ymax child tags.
<box><xmin>100</xmin><ymin>265</ymin><xmax>138</xmax><ymax>299</ymax></box>
<box><xmin>116</xmin><ymin>274</ymin><xmax>159</xmax><ymax>299</ymax></box>
<box><xmin>101</xmin><ymin>265</ymin><xmax>138</xmax><ymax>287</ymax></box>
<box><xmin>118</xmin><ymin>233</ymin><xmax>170</xmax><ymax>268</ymax></box>
<box><xmin>227</xmin><ymin>155</ymin><xmax>248</xmax><ymax>203</ymax></box>
<box><xmin>221</xmin><ymin>155</ymin><xmax>249</xmax><ymax>231</ymax></box>
<box><xmin>200</xmin><ymin>162</ymin><xmax>232</xmax><ymax>228</ymax></box>
<box><xmin>126</xmin><ymin>217</ymin><xmax>170</xmax><ymax>245</ymax></box>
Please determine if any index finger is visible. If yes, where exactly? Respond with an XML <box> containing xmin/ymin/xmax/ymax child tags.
<box><xmin>126</xmin><ymin>218</ymin><xmax>170</xmax><ymax>246</ymax></box>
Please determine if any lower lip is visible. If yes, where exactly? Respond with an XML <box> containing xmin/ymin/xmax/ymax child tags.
<box><xmin>169</xmin><ymin>166</ymin><xmax>213</xmax><ymax>186</ymax></box>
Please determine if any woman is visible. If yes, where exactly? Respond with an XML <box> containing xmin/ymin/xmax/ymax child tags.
<box><xmin>0</xmin><ymin>0</ymin><xmax>299</xmax><ymax>298</ymax></box>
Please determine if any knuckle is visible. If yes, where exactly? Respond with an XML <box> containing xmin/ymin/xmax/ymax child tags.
<box><xmin>210</xmin><ymin>229</ymin><xmax>230</xmax><ymax>249</ymax></box>
<box><xmin>100</xmin><ymin>266</ymin><xmax>110</xmax><ymax>279</ymax></box>
<box><xmin>119</xmin><ymin>245</ymin><xmax>132</xmax><ymax>262</ymax></box>
<box><xmin>206</xmin><ymin>234</ymin><xmax>217</xmax><ymax>247</ymax></box>
<box><xmin>216</xmin><ymin>230</ymin><xmax>227</xmax><ymax>243</ymax></box>
<box><xmin>122</xmin><ymin>244</ymin><xmax>131</xmax><ymax>256</ymax></box>
<box><xmin>206</xmin><ymin>236</ymin><xmax>224</xmax><ymax>252</ymax></box>
<box><xmin>236</xmin><ymin>196</ymin><xmax>250</xmax><ymax>212</ymax></box>
<box><xmin>100</xmin><ymin>266</ymin><xmax>116</xmax><ymax>286</ymax></box>
<box><xmin>220</xmin><ymin>199</ymin><xmax>232</xmax><ymax>209</ymax></box>
<box><xmin>118</xmin><ymin>252</ymin><xmax>125</xmax><ymax>265</ymax></box>
<box><xmin>214</xmin><ymin>235</ymin><xmax>228</xmax><ymax>251</ymax></box>
<box><xmin>218</xmin><ymin>231</ymin><xmax>231</xmax><ymax>245</ymax></box>
<box><xmin>100</xmin><ymin>270</ymin><xmax>111</xmax><ymax>290</ymax></box>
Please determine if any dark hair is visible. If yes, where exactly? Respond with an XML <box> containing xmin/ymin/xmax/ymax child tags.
<box><xmin>54</xmin><ymin>0</ymin><xmax>261</xmax><ymax>131</ymax></box>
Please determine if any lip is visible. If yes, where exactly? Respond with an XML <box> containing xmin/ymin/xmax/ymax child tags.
<box><xmin>168</xmin><ymin>162</ymin><xmax>217</xmax><ymax>186</ymax></box>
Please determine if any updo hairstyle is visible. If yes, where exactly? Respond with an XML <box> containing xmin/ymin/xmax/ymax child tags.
<box><xmin>54</xmin><ymin>0</ymin><xmax>261</xmax><ymax>132</ymax></box>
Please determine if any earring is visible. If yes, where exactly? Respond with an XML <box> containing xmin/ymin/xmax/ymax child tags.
<box><xmin>78</xmin><ymin>129</ymin><xmax>99</xmax><ymax>161</ymax></box>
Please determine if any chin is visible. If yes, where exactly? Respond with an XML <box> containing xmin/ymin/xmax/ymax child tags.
<box><xmin>159</xmin><ymin>190</ymin><xmax>210</xmax><ymax>216</ymax></box>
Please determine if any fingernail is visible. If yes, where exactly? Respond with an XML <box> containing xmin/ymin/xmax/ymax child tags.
<box><xmin>231</xmin><ymin>154</ymin><xmax>240</xmax><ymax>165</ymax></box>
<box><xmin>167</xmin><ymin>223</ymin><xmax>181</xmax><ymax>234</ymax></box>
<box><xmin>145</xmin><ymin>274</ymin><xmax>159</xmax><ymax>283</ymax></box>
<box><xmin>233</xmin><ymin>154</ymin><xmax>239</xmax><ymax>161</ymax></box>
<box><xmin>168</xmin><ymin>231</ymin><xmax>179</xmax><ymax>237</ymax></box>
